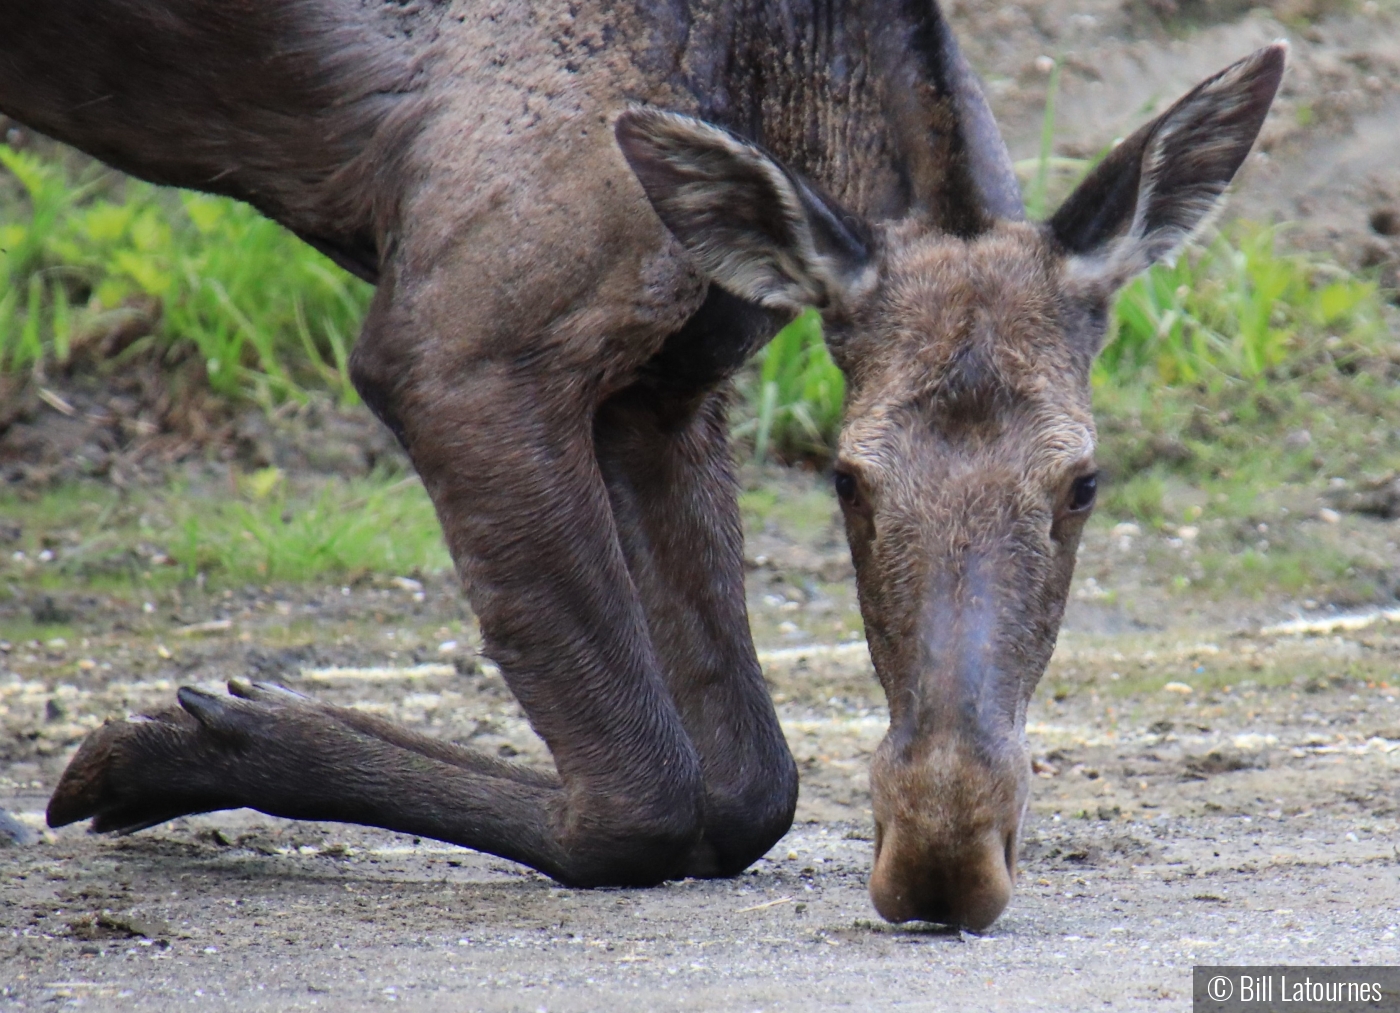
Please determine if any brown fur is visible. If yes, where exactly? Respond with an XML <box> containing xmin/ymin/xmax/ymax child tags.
<box><xmin>2</xmin><ymin>1</ymin><xmax>1282</xmax><ymax>928</ymax></box>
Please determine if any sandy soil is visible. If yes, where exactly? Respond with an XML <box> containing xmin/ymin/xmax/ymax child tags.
<box><xmin>961</xmin><ymin>0</ymin><xmax>1400</xmax><ymax>275</ymax></box>
<box><xmin>3</xmin><ymin>494</ymin><xmax>1399</xmax><ymax>1010</ymax></box>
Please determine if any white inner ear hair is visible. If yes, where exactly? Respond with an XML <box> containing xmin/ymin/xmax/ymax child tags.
<box><xmin>1065</xmin><ymin>45</ymin><xmax>1279</xmax><ymax>292</ymax></box>
<box><xmin>637</xmin><ymin>111</ymin><xmax>865</xmax><ymax>314</ymax></box>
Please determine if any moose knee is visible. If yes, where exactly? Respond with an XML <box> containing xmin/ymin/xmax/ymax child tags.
<box><xmin>558</xmin><ymin>784</ymin><xmax>706</xmax><ymax>888</ymax></box>
<box><xmin>700</xmin><ymin>757</ymin><xmax>799</xmax><ymax>877</ymax></box>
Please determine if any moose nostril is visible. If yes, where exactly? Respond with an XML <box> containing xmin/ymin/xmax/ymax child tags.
<box><xmin>869</xmin><ymin>824</ymin><xmax>1016</xmax><ymax>930</ymax></box>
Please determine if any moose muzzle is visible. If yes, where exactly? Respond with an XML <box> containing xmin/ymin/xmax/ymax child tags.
<box><xmin>866</xmin><ymin>555</ymin><xmax>1034</xmax><ymax>930</ymax></box>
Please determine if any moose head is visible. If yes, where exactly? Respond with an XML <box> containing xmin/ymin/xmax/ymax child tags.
<box><xmin>617</xmin><ymin>43</ymin><xmax>1285</xmax><ymax>929</ymax></box>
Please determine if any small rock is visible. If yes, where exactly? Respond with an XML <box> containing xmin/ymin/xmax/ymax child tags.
<box><xmin>1318</xmin><ymin>507</ymin><xmax>1341</xmax><ymax>524</ymax></box>
<box><xmin>1371</xmin><ymin>207</ymin><xmax>1400</xmax><ymax>237</ymax></box>
<box><xmin>1327</xmin><ymin>475</ymin><xmax>1400</xmax><ymax>519</ymax></box>
<box><xmin>817</xmin><ymin>555</ymin><xmax>855</xmax><ymax>582</ymax></box>
<box><xmin>1283</xmin><ymin>429</ymin><xmax>1311</xmax><ymax>450</ymax></box>
<box><xmin>1184</xmin><ymin>749</ymin><xmax>1260</xmax><ymax>777</ymax></box>
<box><xmin>1359</xmin><ymin>237</ymin><xmax>1393</xmax><ymax>269</ymax></box>
<box><xmin>1147</xmin><ymin>435</ymin><xmax>1192</xmax><ymax>465</ymax></box>
<box><xmin>1162</xmin><ymin>681</ymin><xmax>1193</xmax><ymax>695</ymax></box>
<box><xmin>97</xmin><ymin>912</ymin><xmax>172</xmax><ymax>940</ymax></box>
<box><xmin>30</xmin><ymin>595</ymin><xmax>71</xmax><ymax>625</ymax></box>
<box><xmin>0</xmin><ymin>808</ymin><xmax>37</xmax><ymax>847</ymax></box>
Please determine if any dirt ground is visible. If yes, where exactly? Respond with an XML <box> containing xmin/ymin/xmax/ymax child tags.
<box><xmin>964</xmin><ymin>0</ymin><xmax>1400</xmax><ymax>274</ymax></box>
<box><xmin>5</xmin><ymin>0</ymin><xmax>1400</xmax><ymax>1008</ymax></box>
<box><xmin>2</xmin><ymin>468</ymin><xmax>1399</xmax><ymax>1011</ymax></box>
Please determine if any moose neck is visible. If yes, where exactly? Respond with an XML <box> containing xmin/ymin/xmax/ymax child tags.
<box><xmin>625</xmin><ymin>0</ymin><xmax>1020</xmax><ymax>231</ymax></box>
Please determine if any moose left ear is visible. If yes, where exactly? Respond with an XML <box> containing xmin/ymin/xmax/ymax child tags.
<box><xmin>1049</xmin><ymin>42</ymin><xmax>1286</xmax><ymax>291</ymax></box>
<box><xmin>615</xmin><ymin>108</ymin><xmax>875</xmax><ymax>313</ymax></box>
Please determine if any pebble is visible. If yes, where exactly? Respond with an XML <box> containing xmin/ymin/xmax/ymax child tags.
<box><xmin>0</xmin><ymin>808</ymin><xmax>36</xmax><ymax>847</ymax></box>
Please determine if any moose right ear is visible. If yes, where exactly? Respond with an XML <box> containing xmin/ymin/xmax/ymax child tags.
<box><xmin>1049</xmin><ymin>43</ymin><xmax>1286</xmax><ymax>293</ymax></box>
<box><xmin>616</xmin><ymin>108</ymin><xmax>875</xmax><ymax>313</ymax></box>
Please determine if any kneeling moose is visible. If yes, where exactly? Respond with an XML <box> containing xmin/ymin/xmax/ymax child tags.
<box><xmin>0</xmin><ymin>0</ymin><xmax>1283</xmax><ymax>929</ymax></box>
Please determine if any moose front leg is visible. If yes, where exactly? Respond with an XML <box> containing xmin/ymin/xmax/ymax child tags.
<box><xmin>47</xmin><ymin>681</ymin><xmax>573</xmax><ymax>874</ymax></box>
<box><xmin>594</xmin><ymin>377</ymin><xmax>797</xmax><ymax>876</ymax></box>
<box><xmin>49</xmin><ymin>351</ymin><xmax>715</xmax><ymax>887</ymax></box>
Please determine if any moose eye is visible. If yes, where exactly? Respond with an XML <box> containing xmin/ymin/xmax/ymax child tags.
<box><xmin>1068</xmin><ymin>473</ymin><xmax>1098</xmax><ymax>512</ymax></box>
<box><xmin>833</xmin><ymin>470</ymin><xmax>858</xmax><ymax>504</ymax></box>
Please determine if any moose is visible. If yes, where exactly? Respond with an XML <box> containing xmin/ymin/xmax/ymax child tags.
<box><xmin>1</xmin><ymin>1</ymin><xmax>1283</xmax><ymax>929</ymax></box>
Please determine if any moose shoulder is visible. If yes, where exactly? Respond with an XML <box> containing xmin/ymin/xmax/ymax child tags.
<box><xmin>0</xmin><ymin>0</ymin><xmax>1283</xmax><ymax>930</ymax></box>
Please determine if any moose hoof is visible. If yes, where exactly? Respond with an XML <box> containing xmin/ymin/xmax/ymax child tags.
<box><xmin>46</xmin><ymin>706</ymin><xmax>197</xmax><ymax>832</ymax></box>
<box><xmin>46</xmin><ymin>681</ymin><xmax>342</xmax><ymax>837</ymax></box>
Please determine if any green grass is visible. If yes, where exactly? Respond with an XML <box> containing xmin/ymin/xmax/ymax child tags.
<box><xmin>1025</xmin><ymin>57</ymin><xmax>1064</xmax><ymax>221</ymax></box>
<box><xmin>9</xmin><ymin>141</ymin><xmax>1392</xmax><ymax>467</ymax></box>
<box><xmin>165</xmin><ymin>470</ymin><xmax>449</xmax><ymax>583</ymax></box>
<box><xmin>1191</xmin><ymin>542</ymin><xmax>1362</xmax><ymax>597</ymax></box>
<box><xmin>5</xmin><ymin>141</ymin><xmax>1399</xmax><ymax>559</ymax></box>
<box><xmin>1101</xmin><ymin>224</ymin><xmax>1385</xmax><ymax>386</ymax></box>
<box><xmin>0</xmin><ymin>471</ymin><xmax>450</xmax><ymax>595</ymax></box>
<box><xmin>734</xmin><ymin>309</ymin><xmax>844</xmax><ymax>462</ymax></box>
<box><xmin>739</xmin><ymin>480</ymin><xmax>844</xmax><ymax>539</ymax></box>
<box><xmin>0</xmin><ymin>145</ymin><xmax>370</xmax><ymax>406</ymax></box>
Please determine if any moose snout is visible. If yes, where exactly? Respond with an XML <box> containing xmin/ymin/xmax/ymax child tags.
<box><xmin>861</xmin><ymin>552</ymin><xmax>1037</xmax><ymax>928</ymax></box>
<box><xmin>867</xmin><ymin>737</ymin><xmax>1028</xmax><ymax>930</ymax></box>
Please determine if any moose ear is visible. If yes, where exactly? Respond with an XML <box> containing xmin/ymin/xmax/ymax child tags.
<box><xmin>616</xmin><ymin>108</ymin><xmax>875</xmax><ymax>312</ymax></box>
<box><xmin>1049</xmin><ymin>43</ymin><xmax>1286</xmax><ymax>290</ymax></box>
